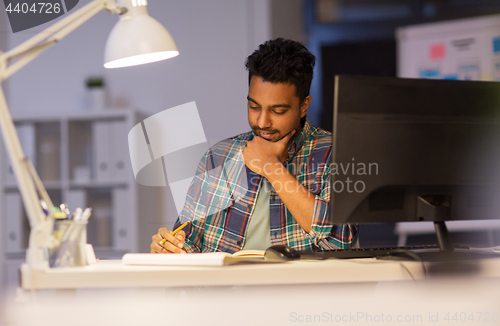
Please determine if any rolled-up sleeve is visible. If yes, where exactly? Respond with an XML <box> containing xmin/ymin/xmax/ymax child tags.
<box><xmin>305</xmin><ymin>163</ymin><xmax>359</xmax><ymax>249</ymax></box>
<box><xmin>172</xmin><ymin>150</ymin><xmax>212</xmax><ymax>253</ymax></box>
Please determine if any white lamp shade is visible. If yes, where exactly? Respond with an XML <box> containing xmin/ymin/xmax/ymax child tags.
<box><xmin>104</xmin><ymin>14</ymin><xmax>179</xmax><ymax>69</ymax></box>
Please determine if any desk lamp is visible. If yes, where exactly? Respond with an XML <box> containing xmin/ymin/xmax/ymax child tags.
<box><xmin>0</xmin><ymin>0</ymin><xmax>178</xmax><ymax>270</ymax></box>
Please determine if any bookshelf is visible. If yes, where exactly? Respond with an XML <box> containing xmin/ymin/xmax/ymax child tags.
<box><xmin>0</xmin><ymin>109</ymin><xmax>163</xmax><ymax>287</ymax></box>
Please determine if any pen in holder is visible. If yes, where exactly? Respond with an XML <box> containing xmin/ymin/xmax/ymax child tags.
<box><xmin>49</xmin><ymin>207</ymin><xmax>92</xmax><ymax>267</ymax></box>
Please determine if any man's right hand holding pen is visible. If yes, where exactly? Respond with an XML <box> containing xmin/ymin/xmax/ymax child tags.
<box><xmin>150</xmin><ymin>222</ymin><xmax>189</xmax><ymax>254</ymax></box>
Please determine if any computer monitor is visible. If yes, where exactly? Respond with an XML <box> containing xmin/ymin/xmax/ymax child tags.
<box><xmin>329</xmin><ymin>75</ymin><xmax>500</xmax><ymax>253</ymax></box>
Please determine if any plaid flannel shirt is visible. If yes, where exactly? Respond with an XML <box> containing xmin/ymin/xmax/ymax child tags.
<box><xmin>174</xmin><ymin>118</ymin><xmax>359</xmax><ymax>253</ymax></box>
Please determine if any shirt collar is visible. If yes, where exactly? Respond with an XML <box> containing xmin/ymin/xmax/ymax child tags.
<box><xmin>287</xmin><ymin>117</ymin><xmax>311</xmax><ymax>159</ymax></box>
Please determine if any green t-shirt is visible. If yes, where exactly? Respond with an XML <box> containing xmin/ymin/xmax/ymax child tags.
<box><xmin>242</xmin><ymin>179</ymin><xmax>273</xmax><ymax>250</ymax></box>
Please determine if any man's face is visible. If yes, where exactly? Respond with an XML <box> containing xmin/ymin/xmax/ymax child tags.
<box><xmin>247</xmin><ymin>76</ymin><xmax>310</xmax><ymax>144</ymax></box>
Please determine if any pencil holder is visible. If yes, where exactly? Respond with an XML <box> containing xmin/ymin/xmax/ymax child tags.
<box><xmin>49</xmin><ymin>220</ymin><xmax>88</xmax><ymax>267</ymax></box>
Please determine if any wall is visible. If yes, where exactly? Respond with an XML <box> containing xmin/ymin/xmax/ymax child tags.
<box><xmin>6</xmin><ymin>0</ymin><xmax>272</xmax><ymax>138</ymax></box>
<box><xmin>0</xmin><ymin>3</ymin><xmax>8</xmax><ymax>322</ymax></box>
<box><xmin>270</xmin><ymin>0</ymin><xmax>306</xmax><ymax>43</ymax></box>
<box><xmin>0</xmin><ymin>0</ymin><xmax>307</xmax><ymax>248</ymax></box>
<box><xmin>0</xmin><ymin>0</ymin><xmax>272</xmax><ymax>230</ymax></box>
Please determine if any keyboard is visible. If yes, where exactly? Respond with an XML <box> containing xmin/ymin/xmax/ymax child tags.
<box><xmin>297</xmin><ymin>245</ymin><xmax>441</xmax><ymax>260</ymax></box>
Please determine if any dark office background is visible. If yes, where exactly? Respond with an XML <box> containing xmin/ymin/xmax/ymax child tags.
<box><xmin>306</xmin><ymin>0</ymin><xmax>500</xmax><ymax>248</ymax></box>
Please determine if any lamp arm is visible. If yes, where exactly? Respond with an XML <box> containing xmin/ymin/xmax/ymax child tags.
<box><xmin>0</xmin><ymin>87</ymin><xmax>44</xmax><ymax>226</ymax></box>
<box><xmin>0</xmin><ymin>0</ymin><xmax>123</xmax><ymax>269</ymax></box>
<box><xmin>1</xmin><ymin>41</ymin><xmax>55</xmax><ymax>82</ymax></box>
<box><xmin>0</xmin><ymin>0</ymin><xmax>123</xmax><ymax>81</ymax></box>
<box><xmin>0</xmin><ymin>86</ymin><xmax>49</xmax><ymax>265</ymax></box>
<box><xmin>26</xmin><ymin>160</ymin><xmax>55</xmax><ymax>215</ymax></box>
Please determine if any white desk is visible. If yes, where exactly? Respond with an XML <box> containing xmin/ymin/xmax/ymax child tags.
<box><xmin>7</xmin><ymin>257</ymin><xmax>500</xmax><ymax>326</ymax></box>
<box><xmin>21</xmin><ymin>256</ymin><xmax>500</xmax><ymax>290</ymax></box>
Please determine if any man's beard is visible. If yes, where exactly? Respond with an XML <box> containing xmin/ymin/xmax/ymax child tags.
<box><xmin>251</xmin><ymin>126</ymin><xmax>281</xmax><ymax>142</ymax></box>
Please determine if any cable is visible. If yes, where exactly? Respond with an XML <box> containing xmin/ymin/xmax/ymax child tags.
<box><xmin>398</xmin><ymin>262</ymin><xmax>415</xmax><ymax>281</ymax></box>
<box><xmin>375</xmin><ymin>249</ymin><xmax>427</xmax><ymax>280</ymax></box>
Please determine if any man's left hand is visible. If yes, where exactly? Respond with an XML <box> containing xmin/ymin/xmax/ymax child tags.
<box><xmin>243</xmin><ymin>130</ymin><xmax>295</xmax><ymax>178</ymax></box>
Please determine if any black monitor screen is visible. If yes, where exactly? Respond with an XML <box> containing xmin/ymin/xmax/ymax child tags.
<box><xmin>329</xmin><ymin>75</ymin><xmax>500</xmax><ymax>226</ymax></box>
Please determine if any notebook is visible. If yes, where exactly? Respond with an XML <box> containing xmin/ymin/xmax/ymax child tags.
<box><xmin>122</xmin><ymin>250</ymin><xmax>268</xmax><ymax>267</ymax></box>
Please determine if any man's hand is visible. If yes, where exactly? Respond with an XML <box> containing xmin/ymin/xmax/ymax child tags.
<box><xmin>243</xmin><ymin>129</ymin><xmax>316</xmax><ymax>233</ymax></box>
<box><xmin>150</xmin><ymin>228</ymin><xmax>187</xmax><ymax>253</ymax></box>
<box><xmin>243</xmin><ymin>130</ymin><xmax>295</xmax><ymax>178</ymax></box>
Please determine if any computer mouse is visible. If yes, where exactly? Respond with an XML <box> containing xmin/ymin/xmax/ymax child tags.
<box><xmin>264</xmin><ymin>245</ymin><xmax>301</xmax><ymax>262</ymax></box>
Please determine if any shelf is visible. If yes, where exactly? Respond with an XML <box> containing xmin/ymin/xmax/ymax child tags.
<box><xmin>10</xmin><ymin>108</ymin><xmax>136</xmax><ymax>123</ymax></box>
<box><xmin>69</xmin><ymin>181</ymin><xmax>128</xmax><ymax>189</ymax></box>
<box><xmin>0</xmin><ymin>108</ymin><xmax>166</xmax><ymax>293</ymax></box>
<box><xmin>3</xmin><ymin>180</ymin><xmax>64</xmax><ymax>191</ymax></box>
<box><xmin>1</xmin><ymin>109</ymin><xmax>160</xmax><ymax>260</ymax></box>
<box><xmin>3</xmin><ymin>181</ymin><xmax>128</xmax><ymax>191</ymax></box>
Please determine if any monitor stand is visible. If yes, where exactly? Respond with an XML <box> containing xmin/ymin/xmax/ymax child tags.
<box><xmin>395</xmin><ymin>196</ymin><xmax>500</xmax><ymax>261</ymax></box>
<box><xmin>408</xmin><ymin>223</ymin><xmax>499</xmax><ymax>262</ymax></box>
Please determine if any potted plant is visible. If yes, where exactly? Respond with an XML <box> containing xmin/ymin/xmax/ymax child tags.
<box><xmin>85</xmin><ymin>76</ymin><xmax>107</xmax><ymax>110</ymax></box>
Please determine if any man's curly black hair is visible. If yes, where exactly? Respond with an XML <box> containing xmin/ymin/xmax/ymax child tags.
<box><xmin>245</xmin><ymin>38</ymin><xmax>316</xmax><ymax>104</ymax></box>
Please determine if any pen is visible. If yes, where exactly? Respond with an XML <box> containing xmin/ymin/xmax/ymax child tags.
<box><xmin>80</xmin><ymin>207</ymin><xmax>92</xmax><ymax>222</ymax></box>
<box><xmin>40</xmin><ymin>200</ymin><xmax>49</xmax><ymax>216</ymax></box>
<box><xmin>160</xmin><ymin>221</ymin><xmax>190</xmax><ymax>245</ymax></box>
<box><xmin>72</xmin><ymin>207</ymin><xmax>83</xmax><ymax>222</ymax></box>
<box><xmin>60</xmin><ymin>203</ymin><xmax>71</xmax><ymax>216</ymax></box>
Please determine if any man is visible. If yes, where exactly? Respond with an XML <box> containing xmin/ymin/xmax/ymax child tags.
<box><xmin>151</xmin><ymin>38</ymin><xmax>358</xmax><ymax>254</ymax></box>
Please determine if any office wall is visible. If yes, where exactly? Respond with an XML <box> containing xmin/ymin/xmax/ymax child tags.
<box><xmin>0</xmin><ymin>0</ymin><xmax>307</xmax><ymax>238</ymax></box>
<box><xmin>0</xmin><ymin>0</ymin><xmax>272</xmax><ymax>229</ymax></box>
<box><xmin>5</xmin><ymin>0</ymin><xmax>272</xmax><ymax>138</ymax></box>
<box><xmin>270</xmin><ymin>0</ymin><xmax>306</xmax><ymax>43</ymax></box>
<box><xmin>0</xmin><ymin>5</ymin><xmax>7</xmax><ymax>323</ymax></box>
